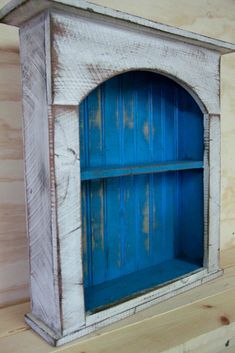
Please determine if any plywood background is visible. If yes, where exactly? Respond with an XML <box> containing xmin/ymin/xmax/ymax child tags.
<box><xmin>0</xmin><ymin>0</ymin><xmax>234</xmax><ymax>307</ymax></box>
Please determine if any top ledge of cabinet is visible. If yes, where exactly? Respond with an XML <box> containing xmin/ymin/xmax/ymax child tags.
<box><xmin>0</xmin><ymin>0</ymin><xmax>235</xmax><ymax>55</ymax></box>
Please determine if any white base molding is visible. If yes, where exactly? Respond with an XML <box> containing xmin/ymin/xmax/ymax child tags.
<box><xmin>25</xmin><ymin>269</ymin><xmax>223</xmax><ymax>346</ymax></box>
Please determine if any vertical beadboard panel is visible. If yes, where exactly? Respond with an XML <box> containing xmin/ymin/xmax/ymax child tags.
<box><xmin>178</xmin><ymin>88</ymin><xmax>205</xmax><ymax>262</ymax></box>
<box><xmin>79</xmin><ymin>71</ymin><xmax>204</xmax><ymax>311</ymax></box>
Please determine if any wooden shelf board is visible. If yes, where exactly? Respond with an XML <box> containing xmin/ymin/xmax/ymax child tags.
<box><xmin>85</xmin><ymin>258</ymin><xmax>201</xmax><ymax>312</ymax></box>
<box><xmin>81</xmin><ymin>161</ymin><xmax>203</xmax><ymax>181</ymax></box>
<box><xmin>0</xmin><ymin>247</ymin><xmax>235</xmax><ymax>353</ymax></box>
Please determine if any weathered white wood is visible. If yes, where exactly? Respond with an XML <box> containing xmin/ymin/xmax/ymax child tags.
<box><xmin>19</xmin><ymin>13</ymin><xmax>62</xmax><ymax>335</ymax></box>
<box><xmin>203</xmin><ymin>114</ymin><xmax>210</xmax><ymax>268</ymax></box>
<box><xmin>50</xmin><ymin>11</ymin><xmax>220</xmax><ymax>113</ymax></box>
<box><xmin>20</xmin><ymin>15</ymin><xmax>86</xmax><ymax>337</ymax></box>
<box><xmin>25</xmin><ymin>269</ymin><xmax>222</xmax><ymax>346</ymax></box>
<box><xmin>1</xmin><ymin>0</ymin><xmax>235</xmax><ymax>55</ymax></box>
<box><xmin>53</xmin><ymin>105</ymin><xmax>85</xmax><ymax>334</ymax></box>
<box><xmin>208</xmin><ymin>115</ymin><xmax>221</xmax><ymax>272</ymax></box>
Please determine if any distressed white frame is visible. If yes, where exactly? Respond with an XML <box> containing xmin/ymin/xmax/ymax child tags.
<box><xmin>1</xmin><ymin>0</ymin><xmax>234</xmax><ymax>346</ymax></box>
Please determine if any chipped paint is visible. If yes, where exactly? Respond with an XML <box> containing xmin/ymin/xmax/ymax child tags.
<box><xmin>143</xmin><ymin>121</ymin><xmax>149</xmax><ymax>141</ymax></box>
<box><xmin>94</xmin><ymin>88</ymin><xmax>102</xmax><ymax>129</ymax></box>
<box><xmin>124</xmin><ymin>110</ymin><xmax>134</xmax><ymax>129</ymax></box>
<box><xmin>142</xmin><ymin>184</ymin><xmax>150</xmax><ymax>253</ymax></box>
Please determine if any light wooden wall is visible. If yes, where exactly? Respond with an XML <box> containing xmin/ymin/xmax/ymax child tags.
<box><xmin>0</xmin><ymin>22</ymin><xmax>29</xmax><ymax>306</ymax></box>
<box><xmin>0</xmin><ymin>0</ymin><xmax>234</xmax><ymax>307</ymax></box>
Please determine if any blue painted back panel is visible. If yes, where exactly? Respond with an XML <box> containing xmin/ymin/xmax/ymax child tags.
<box><xmin>79</xmin><ymin>71</ymin><xmax>204</xmax><ymax>306</ymax></box>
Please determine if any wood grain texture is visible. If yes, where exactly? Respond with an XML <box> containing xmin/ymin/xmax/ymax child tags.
<box><xmin>0</xmin><ymin>204</ymin><xmax>28</xmax><ymax>305</ymax></box>
<box><xmin>208</xmin><ymin>115</ymin><xmax>221</xmax><ymax>272</ymax></box>
<box><xmin>0</xmin><ymin>50</ymin><xmax>23</xmax><ymax>221</ymax></box>
<box><xmin>51</xmin><ymin>11</ymin><xmax>221</xmax><ymax>114</ymax></box>
<box><xmin>19</xmin><ymin>14</ymin><xmax>86</xmax><ymax>337</ymax></box>
<box><xmin>26</xmin><ymin>284</ymin><xmax>235</xmax><ymax>350</ymax></box>
<box><xmin>220</xmin><ymin>246</ymin><xmax>235</xmax><ymax>269</ymax></box>
<box><xmin>0</xmin><ymin>246</ymin><xmax>234</xmax><ymax>341</ymax></box>
<box><xmin>19</xmin><ymin>13</ymin><xmax>61</xmax><ymax>334</ymax></box>
<box><xmin>83</xmin><ymin>0</ymin><xmax>235</xmax><ymax>43</ymax></box>
<box><xmin>0</xmin><ymin>45</ymin><xmax>28</xmax><ymax>306</ymax></box>
<box><xmin>0</xmin><ymin>50</ymin><xmax>21</xmax><ymax>100</ymax></box>
<box><xmin>0</xmin><ymin>102</ymin><xmax>23</xmax><ymax>160</ymax></box>
<box><xmin>53</xmin><ymin>105</ymin><xmax>85</xmax><ymax>334</ymax></box>
<box><xmin>1</xmin><ymin>0</ymin><xmax>235</xmax><ymax>54</ymax></box>
<box><xmin>0</xmin><ymin>247</ymin><xmax>235</xmax><ymax>353</ymax></box>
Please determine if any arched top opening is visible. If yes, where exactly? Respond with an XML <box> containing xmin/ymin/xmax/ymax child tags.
<box><xmin>78</xmin><ymin>69</ymin><xmax>207</xmax><ymax>115</ymax></box>
<box><xmin>79</xmin><ymin>70</ymin><xmax>205</xmax><ymax>312</ymax></box>
<box><xmin>79</xmin><ymin>70</ymin><xmax>204</xmax><ymax>171</ymax></box>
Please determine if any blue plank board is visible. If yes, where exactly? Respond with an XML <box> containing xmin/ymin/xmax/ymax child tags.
<box><xmin>79</xmin><ymin>71</ymin><xmax>204</xmax><ymax>312</ymax></box>
<box><xmin>85</xmin><ymin>258</ymin><xmax>201</xmax><ymax>312</ymax></box>
<box><xmin>81</xmin><ymin>160</ymin><xmax>203</xmax><ymax>181</ymax></box>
